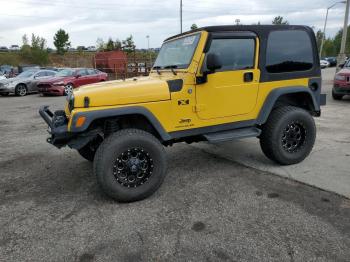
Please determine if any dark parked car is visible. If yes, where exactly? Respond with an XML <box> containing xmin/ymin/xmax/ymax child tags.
<box><xmin>324</xmin><ymin>57</ymin><xmax>337</xmax><ymax>67</ymax></box>
<box><xmin>0</xmin><ymin>69</ymin><xmax>56</xmax><ymax>96</ymax></box>
<box><xmin>38</xmin><ymin>68</ymin><xmax>108</xmax><ymax>96</ymax></box>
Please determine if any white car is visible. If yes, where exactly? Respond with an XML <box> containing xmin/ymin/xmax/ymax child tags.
<box><xmin>9</xmin><ymin>45</ymin><xmax>20</xmax><ymax>51</ymax></box>
<box><xmin>0</xmin><ymin>73</ymin><xmax>6</xmax><ymax>80</ymax></box>
<box><xmin>87</xmin><ymin>46</ymin><xmax>97</xmax><ymax>51</ymax></box>
<box><xmin>320</xmin><ymin>60</ymin><xmax>330</xmax><ymax>69</ymax></box>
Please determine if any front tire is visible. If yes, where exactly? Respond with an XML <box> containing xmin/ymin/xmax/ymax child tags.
<box><xmin>260</xmin><ymin>106</ymin><xmax>316</xmax><ymax>165</ymax></box>
<box><xmin>332</xmin><ymin>89</ymin><xmax>343</xmax><ymax>100</ymax></box>
<box><xmin>94</xmin><ymin>129</ymin><xmax>167</xmax><ymax>202</ymax></box>
<box><xmin>15</xmin><ymin>84</ymin><xmax>27</xmax><ymax>96</ymax></box>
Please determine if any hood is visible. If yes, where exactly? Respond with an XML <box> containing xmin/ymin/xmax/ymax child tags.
<box><xmin>337</xmin><ymin>68</ymin><xmax>350</xmax><ymax>75</ymax></box>
<box><xmin>73</xmin><ymin>76</ymin><xmax>171</xmax><ymax>107</ymax></box>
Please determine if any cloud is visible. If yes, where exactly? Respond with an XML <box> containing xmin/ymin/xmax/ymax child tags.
<box><xmin>0</xmin><ymin>0</ymin><xmax>347</xmax><ymax>48</ymax></box>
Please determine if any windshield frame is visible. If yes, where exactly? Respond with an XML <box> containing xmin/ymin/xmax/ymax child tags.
<box><xmin>17</xmin><ymin>70</ymin><xmax>37</xmax><ymax>78</ymax></box>
<box><xmin>153</xmin><ymin>32</ymin><xmax>201</xmax><ymax>71</ymax></box>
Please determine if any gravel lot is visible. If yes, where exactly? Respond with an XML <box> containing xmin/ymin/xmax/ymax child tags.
<box><xmin>1</xmin><ymin>73</ymin><xmax>350</xmax><ymax>261</ymax></box>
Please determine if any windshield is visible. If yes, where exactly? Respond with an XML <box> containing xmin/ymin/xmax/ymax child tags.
<box><xmin>17</xmin><ymin>70</ymin><xmax>36</xmax><ymax>78</ymax></box>
<box><xmin>153</xmin><ymin>33</ymin><xmax>200</xmax><ymax>69</ymax></box>
<box><xmin>56</xmin><ymin>69</ymin><xmax>75</xmax><ymax>77</ymax></box>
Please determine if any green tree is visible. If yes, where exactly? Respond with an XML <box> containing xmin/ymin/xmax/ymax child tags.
<box><xmin>20</xmin><ymin>33</ymin><xmax>48</xmax><ymax>65</ymax></box>
<box><xmin>106</xmin><ymin>37</ymin><xmax>115</xmax><ymax>51</ymax></box>
<box><xmin>96</xmin><ymin>38</ymin><xmax>105</xmax><ymax>51</ymax></box>
<box><xmin>122</xmin><ymin>35</ymin><xmax>136</xmax><ymax>54</ymax></box>
<box><xmin>114</xmin><ymin>39</ymin><xmax>122</xmax><ymax>50</ymax></box>
<box><xmin>53</xmin><ymin>29</ymin><xmax>71</xmax><ymax>55</ymax></box>
<box><xmin>22</xmin><ymin>34</ymin><xmax>29</xmax><ymax>47</ymax></box>
<box><xmin>31</xmin><ymin>33</ymin><xmax>46</xmax><ymax>50</ymax></box>
<box><xmin>315</xmin><ymin>29</ymin><xmax>324</xmax><ymax>51</ymax></box>
<box><xmin>272</xmin><ymin>16</ymin><xmax>289</xmax><ymax>25</ymax></box>
<box><xmin>191</xmin><ymin>24</ymin><xmax>198</xmax><ymax>30</ymax></box>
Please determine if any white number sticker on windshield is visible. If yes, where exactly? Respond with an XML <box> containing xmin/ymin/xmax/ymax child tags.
<box><xmin>183</xmin><ymin>36</ymin><xmax>196</xmax><ymax>46</ymax></box>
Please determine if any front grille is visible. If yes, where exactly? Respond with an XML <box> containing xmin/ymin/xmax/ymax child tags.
<box><xmin>38</xmin><ymin>84</ymin><xmax>52</xmax><ymax>89</ymax></box>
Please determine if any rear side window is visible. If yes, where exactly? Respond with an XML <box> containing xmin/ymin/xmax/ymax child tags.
<box><xmin>266</xmin><ymin>30</ymin><xmax>314</xmax><ymax>73</ymax></box>
<box><xmin>207</xmin><ymin>38</ymin><xmax>255</xmax><ymax>71</ymax></box>
<box><xmin>87</xmin><ymin>69</ymin><xmax>96</xmax><ymax>75</ymax></box>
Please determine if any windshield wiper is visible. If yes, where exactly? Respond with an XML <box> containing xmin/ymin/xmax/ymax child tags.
<box><xmin>164</xmin><ymin>65</ymin><xmax>178</xmax><ymax>75</ymax></box>
<box><xmin>152</xmin><ymin>66</ymin><xmax>162</xmax><ymax>75</ymax></box>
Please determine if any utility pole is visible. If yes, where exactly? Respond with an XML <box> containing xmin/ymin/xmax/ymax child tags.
<box><xmin>338</xmin><ymin>0</ymin><xmax>350</xmax><ymax>68</ymax></box>
<box><xmin>320</xmin><ymin>1</ymin><xmax>346</xmax><ymax>58</ymax></box>
<box><xmin>146</xmin><ymin>35</ymin><xmax>152</xmax><ymax>69</ymax></box>
<box><xmin>180</xmin><ymin>0</ymin><xmax>183</xmax><ymax>33</ymax></box>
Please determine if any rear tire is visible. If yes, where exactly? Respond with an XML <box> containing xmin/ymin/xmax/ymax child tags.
<box><xmin>332</xmin><ymin>89</ymin><xmax>343</xmax><ymax>100</ymax></box>
<box><xmin>259</xmin><ymin>106</ymin><xmax>316</xmax><ymax>165</ymax></box>
<box><xmin>64</xmin><ymin>84</ymin><xmax>74</xmax><ymax>96</ymax></box>
<box><xmin>94</xmin><ymin>129</ymin><xmax>167</xmax><ymax>202</ymax></box>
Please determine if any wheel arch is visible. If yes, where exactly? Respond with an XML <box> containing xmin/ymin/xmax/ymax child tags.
<box><xmin>257</xmin><ymin>86</ymin><xmax>320</xmax><ymax>125</ymax></box>
<box><xmin>15</xmin><ymin>83</ymin><xmax>27</xmax><ymax>90</ymax></box>
<box><xmin>70</xmin><ymin>106</ymin><xmax>171</xmax><ymax>142</ymax></box>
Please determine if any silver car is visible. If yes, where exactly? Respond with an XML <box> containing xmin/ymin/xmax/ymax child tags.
<box><xmin>0</xmin><ymin>69</ymin><xmax>56</xmax><ymax>96</ymax></box>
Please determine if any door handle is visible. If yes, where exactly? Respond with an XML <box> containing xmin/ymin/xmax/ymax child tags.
<box><xmin>244</xmin><ymin>72</ymin><xmax>254</xmax><ymax>82</ymax></box>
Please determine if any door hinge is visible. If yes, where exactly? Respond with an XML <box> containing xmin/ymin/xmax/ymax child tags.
<box><xmin>193</xmin><ymin>104</ymin><xmax>205</xmax><ymax>112</ymax></box>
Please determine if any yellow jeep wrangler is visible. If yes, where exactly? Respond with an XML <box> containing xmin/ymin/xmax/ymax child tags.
<box><xmin>40</xmin><ymin>25</ymin><xmax>326</xmax><ymax>202</ymax></box>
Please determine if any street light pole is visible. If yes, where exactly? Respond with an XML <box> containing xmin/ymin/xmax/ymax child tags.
<box><xmin>338</xmin><ymin>0</ymin><xmax>350</xmax><ymax>67</ymax></box>
<box><xmin>320</xmin><ymin>1</ymin><xmax>346</xmax><ymax>58</ymax></box>
<box><xmin>146</xmin><ymin>35</ymin><xmax>152</xmax><ymax>69</ymax></box>
<box><xmin>180</xmin><ymin>0</ymin><xmax>183</xmax><ymax>33</ymax></box>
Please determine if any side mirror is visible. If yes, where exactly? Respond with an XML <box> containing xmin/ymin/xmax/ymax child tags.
<box><xmin>338</xmin><ymin>63</ymin><xmax>345</xmax><ymax>68</ymax></box>
<box><xmin>206</xmin><ymin>53</ymin><xmax>222</xmax><ymax>72</ymax></box>
<box><xmin>75</xmin><ymin>74</ymin><xmax>81</xmax><ymax>78</ymax></box>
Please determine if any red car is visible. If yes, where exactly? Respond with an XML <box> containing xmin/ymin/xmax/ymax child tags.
<box><xmin>38</xmin><ymin>68</ymin><xmax>108</xmax><ymax>96</ymax></box>
<box><xmin>333</xmin><ymin>63</ymin><xmax>350</xmax><ymax>100</ymax></box>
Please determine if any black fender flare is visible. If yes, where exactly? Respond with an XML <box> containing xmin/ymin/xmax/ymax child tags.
<box><xmin>256</xmin><ymin>86</ymin><xmax>320</xmax><ymax>125</ymax></box>
<box><xmin>70</xmin><ymin>106</ymin><xmax>171</xmax><ymax>141</ymax></box>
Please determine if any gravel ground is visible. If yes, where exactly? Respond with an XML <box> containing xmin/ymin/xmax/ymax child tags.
<box><xmin>0</xmin><ymin>89</ymin><xmax>350</xmax><ymax>261</ymax></box>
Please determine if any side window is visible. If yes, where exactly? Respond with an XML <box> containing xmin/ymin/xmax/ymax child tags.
<box><xmin>206</xmin><ymin>38</ymin><xmax>255</xmax><ymax>71</ymax></box>
<box><xmin>46</xmin><ymin>71</ymin><xmax>56</xmax><ymax>76</ymax></box>
<box><xmin>77</xmin><ymin>69</ymin><xmax>88</xmax><ymax>76</ymax></box>
<box><xmin>87</xmin><ymin>69</ymin><xmax>96</xmax><ymax>75</ymax></box>
<box><xmin>35</xmin><ymin>71</ymin><xmax>46</xmax><ymax>77</ymax></box>
<box><xmin>266</xmin><ymin>30</ymin><xmax>314</xmax><ymax>73</ymax></box>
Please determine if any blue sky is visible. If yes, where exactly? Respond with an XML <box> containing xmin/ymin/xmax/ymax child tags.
<box><xmin>0</xmin><ymin>0</ymin><xmax>348</xmax><ymax>48</ymax></box>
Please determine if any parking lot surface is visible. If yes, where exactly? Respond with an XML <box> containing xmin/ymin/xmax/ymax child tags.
<box><xmin>1</xmin><ymin>74</ymin><xmax>350</xmax><ymax>261</ymax></box>
<box><xmin>195</xmin><ymin>67</ymin><xmax>350</xmax><ymax>198</ymax></box>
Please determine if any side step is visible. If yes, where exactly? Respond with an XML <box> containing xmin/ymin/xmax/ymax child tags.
<box><xmin>203</xmin><ymin>127</ymin><xmax>261</xmax><ymax>143</ymax></box>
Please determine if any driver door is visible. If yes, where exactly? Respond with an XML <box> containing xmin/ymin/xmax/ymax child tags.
<box><xmin>195</xmin><ymin>34</ymin><xmax>260</xmax><ymax>120</ymax></box>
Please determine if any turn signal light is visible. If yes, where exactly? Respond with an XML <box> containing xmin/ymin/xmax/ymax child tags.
<box><xmin>76</xmin><ymin>116</ymin><xmax>86</xmax><ymax>128</ymax></box>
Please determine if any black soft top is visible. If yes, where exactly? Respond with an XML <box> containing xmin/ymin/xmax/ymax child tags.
<box><xmin>165</xmin><ymin>25</ymin><xmax>320</xmax><ymax>83</ymax></box>
<box><xmin>165</xmin><ymin>25</ymin><xmax>313</xmax><ymax>41</ymax></box>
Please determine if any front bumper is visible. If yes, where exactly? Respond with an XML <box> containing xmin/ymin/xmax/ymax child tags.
<box><xmin>333</xmin><ymin>84</ymin><xmax>350</xmax><ymax>95</ymax></box>
<box><xmin>39</xmin><ymin>105</ymin><xmax>101</xmax><ymax>149</ymax></box>
<box><xmin>0</xmin><ymin>86</ymin><xmax>14</xmax><ymax>94</ymax></box>
<box><xmin>38</xmin><ymin>85</ymin><xmax>65</xmax><ymax>96</ymax></box>
<box><xmin>39</xmin><ymin>106</ymin><xmax>72</xmax><ymax>148</ymax></box>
